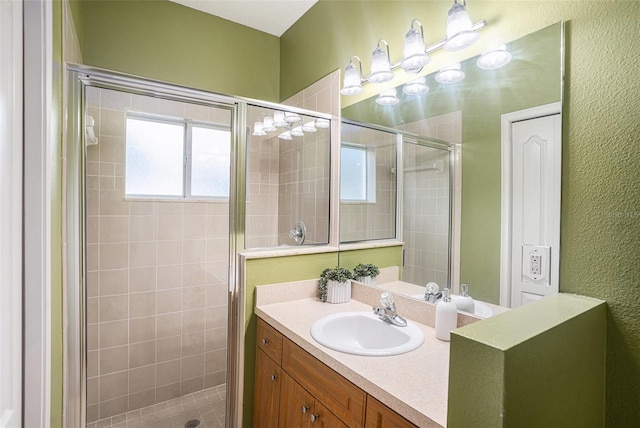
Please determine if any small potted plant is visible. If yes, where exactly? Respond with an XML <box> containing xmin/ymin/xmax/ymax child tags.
<box><xmin>318</xmin><ymin>266</ymin><xmax>352</xmax><ymax>303</ymax></box>
<box><xmin>352</xmin><ymin>263</ymin><xmax>380</xmax><ymax>287</ymax></box>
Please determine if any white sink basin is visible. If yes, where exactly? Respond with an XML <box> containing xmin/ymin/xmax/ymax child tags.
<box><xmin>310</xmin><ymin>311</ymin><xmax>424</xmax><ymax>356</ymax></box>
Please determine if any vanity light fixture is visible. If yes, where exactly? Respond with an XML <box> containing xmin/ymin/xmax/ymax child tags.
<box><xmin>376</xmin><ymin>88</ymin><xmax>400</xmax><ymax>106</ymax></box>
<box><xmin>278</xmin><ymin>130</ymin><xmax>292</xmax><ymax>140</ymax></box>
<box><xmin>435</xmin><ymin>63</ymin><xmax>465</xmax><ymax>84</ymax></box>
<box><xmin>252</xmin><ymin>112</ymin><xmax>329</xmax><ymax>138</ymax></box>
<box><xmin>369</xmin><ymin>40</ymin><xmax>395</xmax><ymax>83</ymax></box>
<box><xmin>444</xmin><ymin>0</ymin><xmax>480</xmax><ymax>51</ymax></box>
<box><xmin>302</xmin><ymin>121</ymin><xmax>317</xmax><ymax>133</ymax></box>
<box><xmin>290</xmin><ymin>126</ymin><xmax>305</xmax><ymax>137</ymax></box>
<box><xmin>315</xmin><ymin>118</ymin><xmax>330</xmax><ymax>128</ymax></box>
<box><xmin>252</xmin><ymin>121</ymin><xmax>267</xmax><ymax>136</ymax></box>
<box><xmin>403</xmin><ymin>76</ymin><xmax>430</xmax><ymax>95</ymax></box>
<box><xmin>401</xmin><ymin>20</ymin><xmax>431</xmax><ymax>73</ymax></box>
<box><xmin>340</xmin><ymin>1</ymin><xmax>486</xmax><ymax>95</ymax></box>
<box><xmin>262</xmin><ymin>115</ymin><xmax>276</xmax><ymax>132</ymax></box>
<box><xmin>476</xmin><ymin>44</ymin><xmax>512</xmax><ymax>69</ymax></box>
<box><xmin>272</xmin><ymin>111</ymin><xmax>288</xmax><ymax>127</ymax></box>
<box><xmin>340</xmin><ymin>56</ymin><xmax>364</xmax><ymax>95</ymax></box>
<box><xmin>284</xmin><ymin>112</ymin><xmax>301</xmax><ymax>123</ymax></box>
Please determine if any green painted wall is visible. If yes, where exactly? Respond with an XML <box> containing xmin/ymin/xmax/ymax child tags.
<box><xmin>282</xmin><ymin>2</ymin><xmax>640</xmax><ymax>425</ymax></box>
<box><xmin>82</xmin><ymin>0</ymin><xmax>280</xmax><ymax>102</ymax></box>
<box><xmin>448</xmin><ymin>294</ymin><xmax>606</xmax><ymax>427</ymax></box>
<box><xmin>243</xmin><ymin>252</ymin><xmax>338</xmax><ymax>426</ymax></box>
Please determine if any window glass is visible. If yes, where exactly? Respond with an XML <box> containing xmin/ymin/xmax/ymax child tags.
<box><xmin>191</xmin><ymin>126</ymin><xmax>231</xmax><ymax>197</ymax></box>
<box><xmin>125</xmin><ymin>118</ymin><xmax>184</xmax><ymax>197</ymax></box>
<box><xmin>340</xmin><ymin>145</ymin><xmax>367</xmax><ymax>200</ymax></box>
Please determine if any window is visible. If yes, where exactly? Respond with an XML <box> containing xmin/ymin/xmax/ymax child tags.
<box><xmin>340</xmin><ymin>143</ymin><xmax>376</xmax><ymax>202</ymax></box>
<box><xmin>125</xmin><ymin>114</ymin><xmax>230</xmax><ymax>199</ymax></box>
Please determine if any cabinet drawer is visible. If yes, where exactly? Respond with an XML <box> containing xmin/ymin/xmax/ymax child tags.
<box><xmin>257</xmin><ymin>318</ymin><xmax>283</xmax><ymax>364</ymax></box>
<box><xmin>283</xmin><ymin>338</ymin><xmax>366</xmax><ymax>428</ymax></box>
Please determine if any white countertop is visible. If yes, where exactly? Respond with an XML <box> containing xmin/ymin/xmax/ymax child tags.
<box><xmin>255</xmin><ymin>284</ymin><xmax>450</xmax><ymax>427</ymax></box>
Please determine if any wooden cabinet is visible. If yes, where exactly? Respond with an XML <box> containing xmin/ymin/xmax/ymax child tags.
<box><xmin>365</xmin><ymin>396</ymin><xmax>418</xmax><ymax>428</ymax></box>
<box><xmin>280</xmin><ymin>372</ymin><xmax>348</xmax><ymax>428</ymax></box>
<box><xmin>254</xmin><ymin>317</ymin><xmax>416</xmax><ymax>428</ymax></box>
<box><xmin>252</xmin><ymin>348</ymin><xmax>281</xmax><ymax>428</ymax></box>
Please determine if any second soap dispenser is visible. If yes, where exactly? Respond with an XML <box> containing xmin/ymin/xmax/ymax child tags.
<box><xmin>435</xmin><ymin>288</ymin><xmax>458</xmax><ymax>342</ymax></box>
<box><xmin>454</xmin><ymin>283</ymin><xmax>475</xmax><ymax>314</ymax></box>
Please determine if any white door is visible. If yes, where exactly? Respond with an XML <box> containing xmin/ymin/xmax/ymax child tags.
<box><xmin>0</xmin><ymin>1</ymin><xmax>23</xmax><ymax>427</ymax></box>
<box><xmin>501</xmin><ymin>104</ymin><xmax>561</xmax><ymax>307</ymax></box>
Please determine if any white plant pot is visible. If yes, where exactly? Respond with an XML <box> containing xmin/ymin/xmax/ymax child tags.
<box><xmin>326</xmin><ymin>279</ymin><xmax>351</xmax><ymax>304</ymax></box>
<box><xmin>355</xmin><ymin>276</ymin><xmax>377</xmax><ymax>287</ymax></box>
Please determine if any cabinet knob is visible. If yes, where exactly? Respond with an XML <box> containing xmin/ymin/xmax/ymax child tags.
<box><xmin>270</xmin><ymin>373</ymin><xmax>277</xmax><ymax>382</ymax></box>
<box><xmin>301</xmin><ymin>405</ymin><xmax>310</xmax><ymax>414</ymax></box>
<box><xmin>261</xmin><ymin>338</ymin><xmax>270</xmax><ymax>345</ymax></box>
<box><xmin>310</xmin><ymin>414</ymin><xmax>320</xmax><ymax>423</ymax></box>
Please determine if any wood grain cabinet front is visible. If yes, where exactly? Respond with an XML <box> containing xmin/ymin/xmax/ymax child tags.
<box><xmin>279</xmin><ymin>372</ymin><xmax>348</xmax><ymax>428</ymax></box>
<box><xmin>254</xmin><ymin>318</ymin><xmax>418</xmax><ymax>428</ymax></box>
<box><xmin>365</xmin><ymin>396</ymin><xmax>418</xmax><ymax>428</ymax></box>
<box><xmin>252</xmin><ymin>348</ymin><xmax>282</xmax><ymax>428</ymax></box>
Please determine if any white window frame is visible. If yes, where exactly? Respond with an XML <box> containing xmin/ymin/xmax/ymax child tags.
<box><xmin>340</xmin><ymin>142</ymin><xmax>376</xmax><ymax>203</ymax></box>
<box><xmin>125</xmin><ymin>112</ymin><xmax>231</xmax><ymax>200</ymax></box>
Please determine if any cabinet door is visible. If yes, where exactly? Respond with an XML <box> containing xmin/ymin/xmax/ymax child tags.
<box><xmin>311</xmin><ymin>401</ymin><xmax>349</xmax><ymax>428</ymax></box>
<box><xmin>253</xmin><ymin>349</ymin><xmax>282</xmax><ymax>428</ymax></box>
<box><xmin>365</xmin><ymin>396</ymin><xmax>418</xmax><ymax>428</ymax></box>
<box><xmin>280</xmin><ymin>372</ymin><xmax>315</xmax><ymax>427</ymax></box>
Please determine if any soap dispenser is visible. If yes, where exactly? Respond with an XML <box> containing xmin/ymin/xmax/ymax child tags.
<box><xmin>435</xmin><ymin>288</ymin><xmax>458</xmax><ymax>342</ymax></box>
<box><xmin>455</xmin><ymin>283</ymin><xmax>475</xmax><ymax>314</ymax></box>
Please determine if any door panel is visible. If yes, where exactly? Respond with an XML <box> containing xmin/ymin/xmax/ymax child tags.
<box><xmin>509</xmin><ymin>114</ymin><xmax>561</xmax><ymax>307</ymax></box>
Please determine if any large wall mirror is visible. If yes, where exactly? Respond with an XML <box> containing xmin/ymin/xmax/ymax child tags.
<box><xmin>340</xmin><ymin>22</ymin><xmax>564</xmax><ymax>308</ymax></box>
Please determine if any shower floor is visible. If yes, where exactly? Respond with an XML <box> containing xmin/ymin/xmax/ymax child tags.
<box><xmin>87</xmin><ymin>385</ymin><xmax>226</xmax><ymax>428</ymax></box>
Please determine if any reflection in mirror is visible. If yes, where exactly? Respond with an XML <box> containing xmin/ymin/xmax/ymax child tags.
<box><xmin>341</xmin><ymin>22</ymin><xmax>563</xmax><ymax>307</ymax></box>
<box><xmin>339</xmin><ymin>123</ymin><xmax>397</xmax><ymax>242</ymax></box>
<box><xmin>401</xmin><ymin>138</ymin><xmax>451</xmax><ymax>288</ymax></box>
<box><xmin>245</xmin><ymin>104</ymin><xmax>331</xmax><ymax>249</ymax></box>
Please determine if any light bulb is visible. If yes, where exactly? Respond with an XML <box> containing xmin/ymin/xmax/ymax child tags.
<box><xmin>341</xmin><ymin>60</ymin><xmax>364</xmax><ymax>95</ymax></box>
<box><xmin>435</xmin><ymin>63</ymin><xmax>465</xmax><ymax>84</ymax></box>
<box><xmin>476</xmin><ymin>45</ymin><xmax>512</xmax><ymax>69</ymax></box>
<box><xmin>315</xmin><ymin>118</ymin><xmax>330</xmax><ymax>129</ymax></box>
<box><xmin>403</xmin><ymin>77</ymin><xmax>429</xmax><ymax>95</ymax></box>
<box><xmin>252</xmin><ymin>121</ymin><xmax>266</xmax><ymax>136</ymax></box>
<box><xmin>262</xmin><ymin>116</ymin><xmax>276</xmax><ymax>132</ymax></box>
<box><xmin>302</xmin><ymin>121</ymin><xmax>317</xmax><ymax>133</ymax></box>
<box><xmin>401</xmin><ymin>25</ymin><xmax>430</xmax><ymax>73</ymax></box>
<box><xmin>376</xmin><ymin>89</ymin><xmax>399</xmax><ymax>106</ymax></box>
<box><xmin>444</xmin><ymin>0</ymin><xmax>479</xmax><ymax>51</ymax></box>
<box><xmin>369</xmin><ymin>41</ymin><xmax>394</xmax><ymax>83</ymax></box>
<box><xmin>273</xmin><ymin>111</ymin><xmax>287</xmax><ymax>127</ymax></box>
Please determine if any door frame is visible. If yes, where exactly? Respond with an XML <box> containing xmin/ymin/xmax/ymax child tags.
<box><xmin>500</xmin><ymin>102</ymin><xmax>562</xmax><ymax>307</ymax></box>
<box><xmin>23</xmin><ymin>0</ymin><xmax>53</xmax><ymax>426</ymax></box>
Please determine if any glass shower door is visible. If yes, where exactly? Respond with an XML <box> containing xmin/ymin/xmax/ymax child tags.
<box><xmin>83</xmin><ymin>85</ymin><xmax>233</xmax><ymax>427</ymax></box>
<box><xmin>401</xmin><ymin>140</ymin><xmax>452</xmax><ymax>289</ymax></box>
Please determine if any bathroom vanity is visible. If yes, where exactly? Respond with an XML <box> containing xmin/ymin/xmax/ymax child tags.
<box><xmin>252</xmin><ymin>281</ymin><xmax>459</xmax><ymax>427</ymax></box>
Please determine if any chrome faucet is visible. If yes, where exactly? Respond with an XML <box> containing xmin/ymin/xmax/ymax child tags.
<box><xmin>373</xmin><ymin>292</ymin><xmax>408</xmax><ymax>327</ymax></box>
<box><xmin>424</xmin><ymin>282</ymin><xmax>442</xmax><ymax>303</ymax></box>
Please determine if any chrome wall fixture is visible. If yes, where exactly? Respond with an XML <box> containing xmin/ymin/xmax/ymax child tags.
<box><xmin>340</xmin><ymin>0</ymin><xmax>487</xmax><ymax>96</ymax></box>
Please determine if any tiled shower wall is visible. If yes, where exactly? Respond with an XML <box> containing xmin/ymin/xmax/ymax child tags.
<box><xmin>339</xmin><ymin>127</ymin><xmax>397</xmax><ymax>242</ymax></box>
<box><xmin>398</xmin><ymin>111</ymin><xmax>462</xmax><ymax>288</ymax></box>
<box><xmin>276</xmin><ymin>130</ymin><xmax>330</xmax><ymax>245</ymax></box>
<box><xmin>85</xmin><ymin>88</ymin><xmax>230</xmax><ymax>422</ymax></box>
<box><xmin>245</xmin><ymin>71</ymin><xmax>338</xmax><ymax>249</ymax></box>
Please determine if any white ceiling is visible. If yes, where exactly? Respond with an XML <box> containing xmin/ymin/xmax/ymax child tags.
<box><xmin>170</xmin><ymin>0</ymin><xmax>318</xmax><ymax>37</ymax></box>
